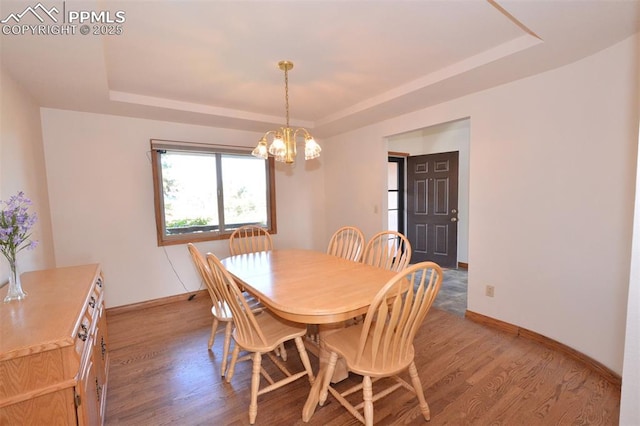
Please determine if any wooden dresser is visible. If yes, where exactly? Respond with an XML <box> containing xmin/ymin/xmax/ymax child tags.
<box><xmin>0</xmin><ymin>264</ymin><xmax>109</xmax><ymax>425</ymax></box>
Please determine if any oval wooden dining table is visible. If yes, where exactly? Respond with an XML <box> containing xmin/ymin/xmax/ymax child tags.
<box><xmin>221</xmin><ymin>249</ymin><xmax>398</xmax><ymax>422</ymax></box>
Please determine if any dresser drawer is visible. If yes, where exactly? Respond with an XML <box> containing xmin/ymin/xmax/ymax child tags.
<box><xmin>0</xmin><ymin>264</ymin><xmax>109</xmax><ymax>426</ymax></box>
<box><xmin>75</xmin><ymin>276</ymin><xmax>105</xmax><ymax>361</ymax></box>
<box><xmin>0</xmin><ymin>388</ymin><xmax>76</xmax><ymax>425</ymax></box>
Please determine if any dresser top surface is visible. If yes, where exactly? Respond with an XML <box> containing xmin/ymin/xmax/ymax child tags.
<box><xmin>0</xmin><ymin>264</ymin><xmax>101</xmax><ymax>360</ymax></box>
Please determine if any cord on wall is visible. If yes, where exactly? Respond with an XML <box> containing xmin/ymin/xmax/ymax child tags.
<box><xmin>152</xmin><ymin>151</ymin><xmax>204</xmax><ymax>297</ymax></box>
<box><xmin>162</xmin><ymin>246</ymin><xmax>204</xmax><ymax>294</ymax></box>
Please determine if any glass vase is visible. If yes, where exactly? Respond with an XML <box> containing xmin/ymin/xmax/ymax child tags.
<box><xmin>4</xmin><ymin>259</ymin><xmax>27</xmax><ymax>302</ymax></box>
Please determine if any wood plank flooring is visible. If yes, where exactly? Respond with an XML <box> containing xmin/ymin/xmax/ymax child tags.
<box><xmin>104</xmin><ymin>294</ymin><xmax>620</xmax><ymax>425</ymax></box>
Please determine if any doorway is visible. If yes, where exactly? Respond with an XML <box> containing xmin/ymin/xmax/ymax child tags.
<box><xmin>387</xmin><ymin>118</ymin><xmax>470</xmax><ymax>267</ymax></box>
<box><xmin>387</xmin><ymin>119</ymin><xmax>470</xmax><ymax>317</ymax></box>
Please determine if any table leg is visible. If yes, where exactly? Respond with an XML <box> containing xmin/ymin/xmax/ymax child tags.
<box><xmin>302</xmin><ymin>364</ymin><xmax>326</xmax><ymax>422</ymax></box>
<box><xmin>302</xmin><ymin>323</ymin><xmax>351</xmax><ymax>422</ymax></box>
<box><xmin>318</xmin><ymin>323</ymin><xmax>348</xmax><ymax>383</ymax></box>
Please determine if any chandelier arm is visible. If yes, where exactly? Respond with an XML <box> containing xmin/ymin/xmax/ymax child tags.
<box><xmin>293</xmin><ymin>128</ymin><xmax>311</xmax><ymax>140</ymax></box>
<box><xmin>262</xmin><ymin>130</ymin><xmax>281</xmax><ymax>140</ymax></box>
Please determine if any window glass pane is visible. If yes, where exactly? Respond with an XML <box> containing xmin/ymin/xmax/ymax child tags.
<box><xmin>161</xmin><ymin>151</ymin><xmax>218</xmax><ymax>233</ymax></box>
<box><xmin>388</xmin><ymin>192</ymin><xmax>398</xmax><ymax>209</ymax></box>
<box><xmin>388</xmin><ymin>210</ymin><xmax>398</xmax><ymax>232</ymax></box>
<box><xmin>222</xmin><ymin>155</ymin><xmax>268</xmax><ymax>227</ymax></box>
<box><xmin>388</xmin><ymin>162</ymin><xmax>398</xmax><ymax>190</ymax></box>
<box><xmin>151</xmin><ymin>139</ymin><xmax>277</xmax><ymax>246</ymax></box>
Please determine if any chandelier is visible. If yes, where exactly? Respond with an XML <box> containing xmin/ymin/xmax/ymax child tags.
<box><xmin>251</xmin><ymin>60</ymin><xmax>321</xmax><ymax>164</ymax></box>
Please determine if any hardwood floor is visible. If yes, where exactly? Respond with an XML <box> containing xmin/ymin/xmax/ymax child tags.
<box><xmin>105</xmin><ymin>294</ymin><xmax>620</xmax><ymax>425</ymax></box>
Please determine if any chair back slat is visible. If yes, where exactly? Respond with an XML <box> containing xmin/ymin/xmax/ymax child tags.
<box><xmin>378</xmin><ymin>294</ymin><xmax>396</xmax><ymax>363</ymax></box>
<box><xmin>355</xmin><ymin>262</ymin><xmax>443</xmax><ymax>370</ymax></box>
<box><xmin>229</xmin><ymin>225</ymin><xmax>273</xmax><ymax>255</ymax></box>
<box><xmin>206</xmin><ymin>252</ymin><xmax>268</xmax><ymax>347</ymax></box>
<box><xmin>389</xmin><ymin>284</ymin><xmax>411</xmax><ymax>361</ymax></box>
<box><xmin>362</xmin><ymin>231</ymin><xmax>412</xmax><ymax>272</ymax></box>
<box><xmin>187</xmin><ymin>243</ymin><xmax>232</xmax><ymax>319</ymax></box>
<box><xmin>327</xmin><ymin>226</ymin><xmax>365</xmax><ymax>262</ymax></box>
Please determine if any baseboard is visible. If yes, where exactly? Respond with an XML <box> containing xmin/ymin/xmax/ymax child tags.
<box><xmin>106</xmin><ymin>289</ymin><xmax>208</xmax><ymax>316</ymax></box>
<box><xmin>457</xmin><ymin>262</ymin><xmax>469</xmax><ymax>269</ymax></box>
<box><xmin>464</xmin><ymin>310</ymin><xmax>621</xmax><ymax>387</ymax></box>
<box><xmin>464</xmin><ymin>310</ymin><xmax>519</xmax><ymax>335</ymax></box>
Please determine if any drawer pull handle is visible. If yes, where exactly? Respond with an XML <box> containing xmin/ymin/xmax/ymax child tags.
<box><xmin>77</xmin><ymin>324</ymin><xmax>88</xmax><ymax>341</ymax></box>
<box><xmin>101</xmin><ymin>336</ymin><xmax>107</xmax><ymax>359</ymax></box>
<box><xmin>89</xmin><ymin>296</ymin><xmax>96</xmax><ymax>308</ymax></box>
<box><xmin>95</xmin><ymin>377</ymin><xmax>102</xmax><ymax>402</ymax></box>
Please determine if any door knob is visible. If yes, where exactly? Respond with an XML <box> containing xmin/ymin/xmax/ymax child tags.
<box><xmin>451</xmin><ymin>217</ymin><xmax>458</xmax><ymax>222</ymax></box>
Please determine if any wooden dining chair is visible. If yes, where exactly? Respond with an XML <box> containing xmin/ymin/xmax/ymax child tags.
<box><xmin>206</xmin><ymin>253</ymin><xmax>315</xmax><ymax>425</ymax></box>
<box><xmin>187</xmin><ymin>243</ymin><xmax>235</xmax><ymax>377</ymax></box>
<box><xmin>362</xmin><ymin>230</ymin><xmax>412</xmax><ymax>272</ymax></box>
<box><xmin>229</xmin><ymin>225</ymin><xmax>273</xmax><ymax>255</ymax></box>
<box><xmin>227</xmin><ymin>224</ymin><xmax>286</xmax><ymax>360</ymax></box>
<box><xmin>327</xmin><ymin>226</ymin><xmax>365</xmax><ymax>262</ymax></box>
<box><xmin>317</xmin><ymin>261</ymin><xmax>443</xmax><ymax>426</ymax></box>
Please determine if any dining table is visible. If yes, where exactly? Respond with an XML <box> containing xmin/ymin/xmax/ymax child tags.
<box><xmin>221</xmin><ymin>248</ymin><xmax>398</xmax><ymax>422</ymax></box>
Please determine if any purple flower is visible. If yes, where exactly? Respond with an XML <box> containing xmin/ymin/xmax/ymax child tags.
<box><xmin>0</xmin><ymin>192</ymin><xmax>38</xmax><ymax>264</ymax></box>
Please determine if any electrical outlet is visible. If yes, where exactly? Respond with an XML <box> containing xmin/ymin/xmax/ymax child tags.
<box><xmin>485</xmin><ymin>285</ymin><xmax>495</xmax><ymax>297</ymax></box>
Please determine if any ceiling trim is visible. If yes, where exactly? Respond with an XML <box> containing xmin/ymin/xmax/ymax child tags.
<box><xmin>109</xmin><ymin>90</ymin><xmax>315</xmax><ymax>129</ymax></box>
<box><xmin>315</xmin><ymin>33</ymin><xmax>543</xmax><ymax>128</ymax></box>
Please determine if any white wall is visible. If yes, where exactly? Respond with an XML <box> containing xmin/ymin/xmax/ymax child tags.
<box><xmin>40</xmin><ymin>109</ymin><xmax>325</xmax><ymax>308</ymax></box>
<box><xmin>0</xmin><ymin>69</ymin><xmax>55</xmax><ymax>279</ymax></box>
<box><xmin>323</xmin><ymin>125</ymin><xmax>389</xmax><ymax>241</ymax></box>
<box><xmin>323</xmin><ymin>34</ymin><xmax>639</xmax><ymax>373</ymax></box>
<box><xmin>619</xmin><ymin>81</ymin><xmax>640</xmax><ymax>425</ymax></box>
<box><xmin>388</xmin><ymin>118</ymin><xmax>470</xmax><ymax>264</ymax></box>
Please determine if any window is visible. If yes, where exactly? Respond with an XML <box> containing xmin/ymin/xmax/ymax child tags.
<box><xmin>151</xmin><ymin>139</ymin><xmax>276</xmax><ymax>246</ymax></box>
<box><xmin>388</xmin><ymin>156</ymin><xmax>405</xmax><ymax>233</ymax></box>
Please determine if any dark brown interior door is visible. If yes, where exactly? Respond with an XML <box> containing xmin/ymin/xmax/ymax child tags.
<box><xmin>407</xmin><ymin>151</ymin><xmax>459</xmax><ymax>267</ymax></box>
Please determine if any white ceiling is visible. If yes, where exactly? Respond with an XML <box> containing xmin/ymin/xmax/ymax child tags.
<box><xmin>1</xmin><ymin>0</ymin><xmax>639</xmax><ymax>137</ymax></box>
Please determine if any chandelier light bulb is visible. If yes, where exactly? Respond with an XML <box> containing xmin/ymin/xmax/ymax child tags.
<box><xmin>268</xmin><ymin>134</ymin><xmax>286</xmax><ymax>157</ymax></box>
<box><xmin>251</xmin><ymin>138</ymin><xmax>268</xmax><ymax>159</ymax></box>
<box><xmin>304</xmin><ymin>137</ymin><xmax>321</xmax><ymax>160</ymax></box>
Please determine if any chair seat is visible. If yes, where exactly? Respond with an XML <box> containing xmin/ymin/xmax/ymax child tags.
<box><xmin>212</xmin><ymin>302</ymin><xmax>232</xmax><ymax>322</ymax></box>
<box><xmin>234</xmin><ymin>310</ymin><xmax>307</xmax><ymax>353</ymax></box>
<box><xmin>323</xmin><ymin>323</ymin><xmax>415</xmax><ymax>377</ymax></box>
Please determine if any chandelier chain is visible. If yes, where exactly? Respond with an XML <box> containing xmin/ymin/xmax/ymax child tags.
<box><xmin>284</xmin><ymin>65</ymin><xmax>290</xmax><ymax>128</ymax></box>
